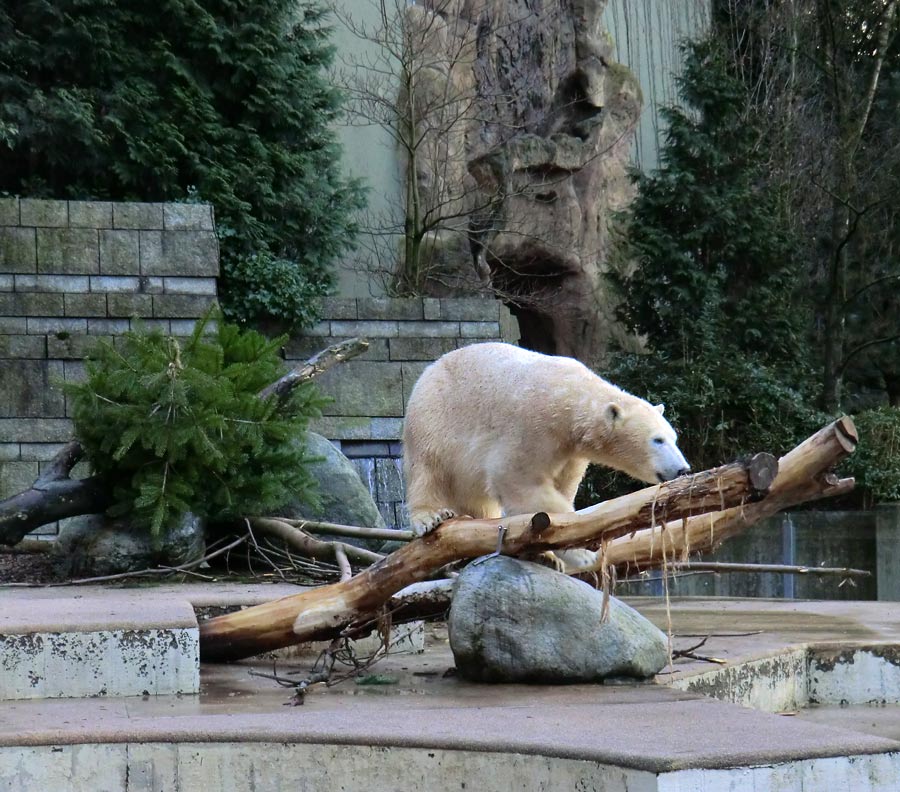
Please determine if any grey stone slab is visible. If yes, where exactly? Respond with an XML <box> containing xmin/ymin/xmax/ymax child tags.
<box><xmin>48</xmin><ymin>333</ymin><xmax>109</xmax><ymax>359</ymax></box>
<box><xmin>138</xmin><ymin>230</ymin><xmax>163</xmax><ymax>273</ymax></box>
<box><xmin>0</xmin><ymin>335</ymin><xmax>47</xmax><ymax>359</ymax></box>
<box><xmin>163</xmin><ymin>203</ymin><xmax>214</xmax><ymax>231</ymax></box>
<box><xmin>388</xmin><ymin>337</ymin><xmax>455</xmax><ymax>361</ymax></box>
<box><xmin>87</xmin><ymin>319</ymin><xmax>129</xmax><ymax>335</ymax></box>
<box><xmin>440</xmin><ymin>298</ymin><xmax>501</xmax><ymax>321</ymax></box>
<box><xmin>64</xmin><ymin>293</ymin><xmax>108</xmax><ymax>317</ymax></box>
<box><xmin>149</xmin><ymin>230</ymin><xmax>218</xmax><ymax>276</ymax></box>
<box><xmin>0</xmin><ymin>318</ymin><xmax>26</xmax><ymax>333</ymax></box>
<box><xmin>152</xmin><ymin>294</ymin><xmax>216</xmax><ymax>318</ymax></box>
<box><xmin>0</xmin><ymin>444</ymin><xmax>19</xmax><ymax>461</ymax></box>
<box><xmin>396</xmin><ymin>321</ymin><xmax>460</xmax><ymax>338</ymax></box>
<box><xmin>17</xmin><ymin>274</ymin><xmax>91</xmax><ymax>293</ymax></box>
<box><xmin>62</xmin><ymin>360</ymin><xmax>87</xmax><ymax>382</ymax></box>
<box><xmin>423</xmin><ymin>297</ymin><xmax>441</xmax><ymax>320</ymax></box>
<box><xmin>107</xmin><ymin>293</ymin><xmax>153</xmax><ymax>318</ymax></box>
<box><xmin>0</xmin><ymin>459</ymin><xmax>39</xmax><ymax>498</ymax></box>
<box><xmin>167</xmin><ymin>320</ymin><xmax>197</xmax><ymax>336</ymax></box>
<box><xmin>357</xmin><ymin>298</ymin><xmax>424</xmax><ymax>321</ymax></box>
<box><xmin>316</xmin><ymin>360</ymin><xmax>404</xmax><ymax>418</ymax></box>
<box><xmin>90</xmin><ymin>275</ymin><xmax>140</xmax><ymax>293</ymax></box>
<box><xmin>0</xmin><ymin>293</ymin><xmax>64</xmax><ymax>316</ymax></box>
<box><xmin>0</xmin><ymin>418</ymin><xmax>73</xmax><ymax>442</ymax></box>
<box><xmin>68</xmin><ymin>201</ymin><xmax>113</xmax><ymax>228</ymax></box>
<box><xmin>0</xmin><ymin>360</ymin><xmax>64</xmax><ymax>417</ymax></box>
<box><xmin>0</xmin><ymin>198</ymin><xmax>18</xmax><ymax>226</ymax></box>
<box><xmin>139</xmin><ymin>275</ymin><xmax>165</xmax><ymax>294</ymax></box>
<box><xmin>310</xmin><ymin>416</ymin><xmax>404</xmax><ymax>441</ymax></box>
<box><xmin>134</xmin><ymin>319</ymin><xmax>171</xmax><ymax>334</ymax></box>
<box><xmin>36</xmin><ymin>228</ymin><xmax>99</xmax><ymax>273</ymax></box>
<box><xmin>162</xmin><ymin>277</ymin><xmax>217</xmax><ymax>295</ymax></box>
<box><xmin>401</xmin><ymin>362</ymin><xmax>429</xmax><ymax>408</ymax></box>
<box><xmin>0</xmin><ymin>275</ymin><xmax>11</xmax><ymax>291</ymax></box>
<box><xmin>459</xmin><ymin>321</ymin><xmax>501</xmax><ymax>338</ymax></box>
<box><xmin>19</xmin><ymin>199</ymin><xmax>67</xmax><ymax>228</ymax></box>
<box><xmin>0</xmin><ymin>227</ymin><xmax>37</xmax><ymax>273</ymax></box>
<box><xmin>321</xmin><ymin>297</ymin><xmax>358</xmax><ymax>320</ymax></box>
<box><xmin>113</xmin><ymin>202</ymin><xmax>164</xmax><ymax>230</ymax></box>
<box><xmin>99</xmin><ymin>229</ymin><xmax>140</xmax><ymax>275</ymax></box>
<box><xmin>18</xmin><ymin>443</ymin><xmax>68</xmax><ymax>462</ymax></box>
<box><xmin>500</xmin><ymin>306</ymin><xmax>520</xmax><ymax>343</ymax></box>
<box><xmin>26</xmin><ymin>317</ymin><xmax>87</xmax><ymax>335</ymax></box>
<box><xmin>330</xmin><ymin>320</ymin><xmax>399</xmax><ymax>338</ymax></box>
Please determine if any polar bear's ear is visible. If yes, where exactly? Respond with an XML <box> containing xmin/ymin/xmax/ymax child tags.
<box><xmin>606</xmin><ymin>403</ymin><xmax>621</xmax><ymax>423</ymax></box>
<box><xmin>654</xmin><ymin>404</ymin><xmax>665</xmax><ymax>415</ymax></box>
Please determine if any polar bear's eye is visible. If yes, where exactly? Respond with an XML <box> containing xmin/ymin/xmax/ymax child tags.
<box><xmin>652</xmin><ymin>437</ymin><xmax>665</xmax><ymax>445</ymax></box>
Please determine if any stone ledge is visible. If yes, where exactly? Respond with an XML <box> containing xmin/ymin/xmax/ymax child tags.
<box><xmin>0</xmin><ymin>595</ymin><xmax>199</xmax><ymax>700</ymax></box>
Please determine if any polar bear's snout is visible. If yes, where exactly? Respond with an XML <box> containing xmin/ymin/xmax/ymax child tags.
<box><xmin>651</xmin><ymin>437</ymin><xmax>691</xmax><ymax>482</ymax></box>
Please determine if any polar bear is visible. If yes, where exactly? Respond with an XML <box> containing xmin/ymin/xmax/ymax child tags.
<box><xmin>402</xmin><ymin>342</ymin><xmax>690</xmax><ymax>571</ymax></box>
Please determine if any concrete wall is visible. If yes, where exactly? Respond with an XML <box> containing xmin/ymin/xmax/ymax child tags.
<box><xmin>622</xmin><ymin>511</ymin><xmax>880</xmax><ymax>601</ymax></box>
<box><xmin>0</xmin><ymin>200</ymin><xmax>520</xmax><ymax>535</ymax></box>
<box><xmin>295</xmin><ymin>296</ymin><xmax>519</xmax><ymax>527</ymax></box>
<box><xmin>0</xmin><ymin>198</ymin><xmax>219</xmax><ymax>535</ymax></box>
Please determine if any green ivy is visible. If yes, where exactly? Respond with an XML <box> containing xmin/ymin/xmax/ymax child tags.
<box><xmin>65</xmin><ymin>313</ymin><xmax>327</xmax><ymax>536</ymax></box>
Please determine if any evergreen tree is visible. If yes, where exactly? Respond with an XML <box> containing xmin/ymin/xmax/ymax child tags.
<box><xmin>66</xmin><ymin>314</ymin><xmax>326</xmax><ymax>536</ymax></box>
<box><xmin>0</xmin><ymin>0</ymin><xmax>363</xmax><ymax>326</ymax></box>
<box><xmin>605</xmin><ymin>38</ymin><xmax>821</xmax><ymax>475</ymax></box>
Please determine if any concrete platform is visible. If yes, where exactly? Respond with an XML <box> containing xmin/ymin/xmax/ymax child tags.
<box><xmin>1</xmin><ymin>585</ymin><xmax>900</xmax><ymax>790</ymax></box>
<box><xmin>0</xmin><ymin>591</ymin><xmax>198</xmax><ymax>700</ymax></box>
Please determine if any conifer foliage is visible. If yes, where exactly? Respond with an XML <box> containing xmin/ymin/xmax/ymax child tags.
<box><xmin>604</xmin><ymin>38</ymin><xmax>821</xmax><ymax>476</ymax></box>
<box><xmin>66</xmin><ymin>315</ymin><xmax>325</xmax><ymax>536</ymax></box>
<box><xmin>0</xmin><ymin>0</ymin><xmax>363</xmax><ymax>326</ymax></box>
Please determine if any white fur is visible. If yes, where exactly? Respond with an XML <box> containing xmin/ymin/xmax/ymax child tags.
<box><xmin>402</xmin><ymin>343</ymin><xmax>690</xmax><ymax>570</ymax></box>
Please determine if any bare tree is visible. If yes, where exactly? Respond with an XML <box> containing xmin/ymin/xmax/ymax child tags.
<box><xmin>718</xmin><ymin>0</ymin><xmax>900</xmax><ymax>410</ymax></box>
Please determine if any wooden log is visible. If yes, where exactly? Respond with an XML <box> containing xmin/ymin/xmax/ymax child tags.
<box><xmin>199</xmin><ymin>453</ymin><xmax>777</xmax><ymax>661</ymax></box>
<box><xmin>605</xmin><ymin>416</ymin><xmax>858</xmax><ymax>575</ymax></box>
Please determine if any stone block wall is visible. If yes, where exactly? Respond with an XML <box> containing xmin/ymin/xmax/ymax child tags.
<box><xmin>0</xmin><ymin>198</ymin><xmax>218</xmax><ymax>535</ymax></box>
<box><xmin>293</xmin><ymin>297</ymin><xmax>520</xmax><ymax>528</ymax></box>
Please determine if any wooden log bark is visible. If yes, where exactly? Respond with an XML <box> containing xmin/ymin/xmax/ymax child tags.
<box><xmin>0</xmin><ymin>338</ymin><xmax>369</xmax><ymax>546</ymax></box>
<box><xmin>199</xmin><ymin>453</ymin><xmax>778</xmax><ymax>661</ymax></box>
<box><xmin>605</xmin><ymin>417</ymin><xmax>858</xmax><ymax>575</ymax></box>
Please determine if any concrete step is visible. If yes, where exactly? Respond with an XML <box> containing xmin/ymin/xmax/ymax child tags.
<box><xmin>0</xmin><ymin>592</ymin><xmax>199</xmax><ymax>700</ymax></box>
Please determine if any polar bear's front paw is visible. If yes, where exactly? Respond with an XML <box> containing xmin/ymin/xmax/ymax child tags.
<box><xmin>410</xmin><ymin>508</ymin><xmax>457</xmax><ymax>537</ymax></box>
<box><xmin>533</xmin><ymin>551</ymin><xmax>567</xmax><ymax>574</ymax></box>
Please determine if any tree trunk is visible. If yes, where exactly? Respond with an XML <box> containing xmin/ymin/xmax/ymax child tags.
<box><xmin>199</xmin><ymin>453</ymin><xmax>778</xmax><ymax>661</ymax></box>
<box><xmin>605</xmin><ymin>416</ymin><xmax>857</xmax><ymax>574</ymax></box>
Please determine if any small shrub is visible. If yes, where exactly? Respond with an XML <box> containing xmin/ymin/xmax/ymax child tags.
<box><xmin>220</xmin><ymin>250</ymin><xmax>326</xmax><ymax>329</ymax></box>
<box><xmin>844</xmin><ymin>407</ymin><xmax>900</xmax><ymax>506</ymax></box>
<box><xmin>66</xmin><ymin>313</ymin><xmax>326</xmax><ymax>536</ymax></box>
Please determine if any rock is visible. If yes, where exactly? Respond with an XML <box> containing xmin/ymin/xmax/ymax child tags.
<box><xmin>274</xmin><ymin>432</ymin><xmax>387</xmax><ymax>550</ymax></box>
<box><xmin>52</xmin><ymin>512</ymin><xmax>205</xmax><ymax>578</ymax></box>
<box><xmin>448</xmin><ymin>555</ymin><xmax>667</xmax><ymax>683</ymax></box>
<box><xmin>404</xmin><ymin>0</ymin><xmax>642</xmax><ymax>362</ymax></box>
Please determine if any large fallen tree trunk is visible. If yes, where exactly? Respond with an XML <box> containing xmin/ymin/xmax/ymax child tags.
<box><xmin>199</xmin><ymin>453</ymin><xmax>778</xmax><ymax>661</ymax></box>
<box><xmin>0</xmin><ymin>338</ymin><xmax>369</xmax><ymax>547</ymax></box>
<box><xmin>603</xmin><ymin>416</ymin><xmax>858</xmax><ymax>575</ymax></box>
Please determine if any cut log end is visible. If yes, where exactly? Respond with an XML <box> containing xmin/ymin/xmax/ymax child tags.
<box><xmin>835</xmin><ymin>415</ymin><xmax>859</xmax><ymax>453</ymax></box>
<box><xmin>530</xmin><ymin>512</ymin><xmax>551</xmax><ymax>533</ymax></box>
<box><xmin>747</xmin><ymin>452</ymin><xmax>778</xmax><ymax>492</ymax></box>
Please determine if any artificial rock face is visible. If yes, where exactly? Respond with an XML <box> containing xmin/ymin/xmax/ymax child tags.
<box><xmin>448</xmin><ymin>555</ymin><xmax>668</xmax><ymax>683</ymax></box>
<box><xmin>406</xmin><ymin>0</ymin><xmax>641</xmax><ymax>361</ymax></box>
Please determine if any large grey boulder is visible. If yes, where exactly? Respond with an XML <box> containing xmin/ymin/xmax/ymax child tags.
<box><xmin>52</xmin><ymin>512</ymin><xmax>205</xmax><ymax>577</ymax></box>
<box><xmin>274</xmin><ymin>432</ymin><xmax>386</xmax><ymax>550</ymax></box>
<box><xmin>449</xmin><ymin>556</ymin><xmax>667</xmax><ymax>683</ymax></box>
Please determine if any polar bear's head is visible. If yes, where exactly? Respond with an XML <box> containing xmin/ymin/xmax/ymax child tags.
<box><xmin>600</xmin><ymin>400</ymin><xmax>691</xmax><ymax>485</ymax></box>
